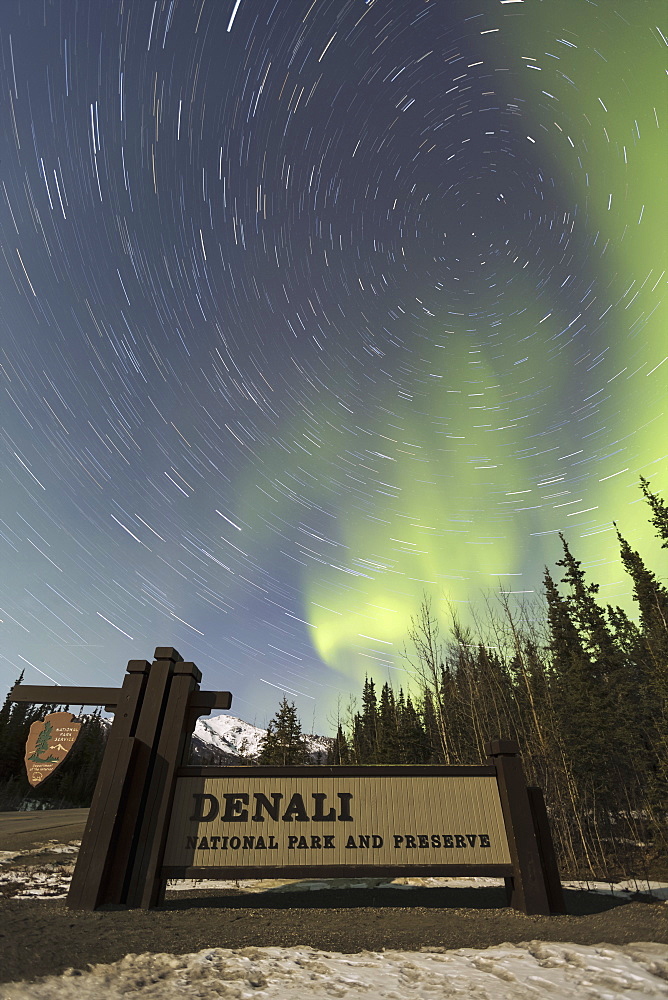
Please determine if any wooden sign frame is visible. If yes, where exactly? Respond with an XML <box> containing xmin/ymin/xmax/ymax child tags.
<box><xmin>10</xmin><ymin>648</ymin><xmax>564</xmax><ymax>915</ymax></box>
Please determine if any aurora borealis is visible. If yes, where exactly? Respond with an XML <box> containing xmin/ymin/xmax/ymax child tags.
<box><xmin>0</xmin><ymin>0</ymin><xmax>665</xmax><ymax>729</ymax></box>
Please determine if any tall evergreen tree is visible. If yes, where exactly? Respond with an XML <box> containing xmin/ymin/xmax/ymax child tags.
<box><xmin>437</xmin><ymin>660</ymin><xmax>461</xmax><ymax>764</ymax></box>
<box><xmin>543</xmin><ymin>565</ymin><xmax>609</xmax><ymax>789</ymax></box>
<box><xmin>0</xmin><ymin>673</ymin><xmax>24</xmax><ymax>782</ymax></box>
<box><xmin>376</xmin><ymin>683</ymin><xmax>400</xmax><ymax>763</ymax></box>
<box><xmin>352</xmin><ymin>677</ymin><xmax>378</xmax><ymax>763</ymax></box>
<box><xmin>420</xmin><ymin>689</ymin><xmax>444</xmax><ymax>763</ymax></box>
<box><xmin>555</xmin><ymin>533</ymin><xmax>640</xmax><ymax>783</ymax></box>
<box><xmin>615</xmin><ymin>526</ymin><xmax>668</xmax><ymax>800</ymax></box>
<box><xmin>257</xmin><ymin>697</ymin><xmax>310</xmax><ymax>765</ymax></box>
<box><xmin>556</xmin><ymin>534</ymin><xmax>621</xmax><ymax>665</ymax></box>
<box><xmin>55</xmin><ymin>709</ymin><xmax>107</xmax><ymax>806</ymax></box>
<box><xmin>397</xmin><ymin>692</ymin><xmax>429</xmax><ymax>764</ymax></box>
<box><xmin>640</xmin><ymin>476</ymin><xmax>668</xmax><ymax>547</ymax></box>
<box><xmin>616</xmin><ymin>527</ymin><xmax>668</xmax><ymax>667</ymax></box>
<box><xmin>327</xmin><ymin>724</ymin><xmax>351</xmax><ymax>764</ymax></box>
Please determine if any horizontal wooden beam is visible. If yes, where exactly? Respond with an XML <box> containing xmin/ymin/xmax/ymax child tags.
<box><xmin>162</xmin><ymin>863</ymin><xmax>515</xmax><ymax>881</ymax></box>
<box><xmin>189</xmin><ymin>690</ymin><xmax>233</xmax><ymax>711</ymax></box>
<box><xmin>10</xmin><ymin>684</ymin><xmax>232</xmax><ymax>711</ymax></box>
<box><xmin>176</xmin><ymin>763</ymin><xmax>497</xmax><ymax>778</ymax></box>
<box><xmin>10</xmin><ymin>684</ymin><xmax>121</xmax><ymax>706</ymax></box>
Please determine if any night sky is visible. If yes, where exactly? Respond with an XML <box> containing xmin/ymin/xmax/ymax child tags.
<box><xmin>1</xmin><ymin>0</ymin><xmax>665</xmax><ymax>731</ymax></box>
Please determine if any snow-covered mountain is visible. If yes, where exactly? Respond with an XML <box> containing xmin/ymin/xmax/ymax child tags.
<box><xmin>192</xmin><ymin>714</ymin><xmax>332</xmax><ymax>763</ymax></box>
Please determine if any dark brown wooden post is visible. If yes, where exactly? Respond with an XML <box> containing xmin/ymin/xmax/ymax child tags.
<box><xmin>527</xmin><ymin>786</ymin><xmax>566</xmax><ymax>914</ymax></box>
<box><xmin>106</xmin><ymin>648</ymin><xmax>181</xmax><ymax>905</ymax></box>
<box><xmin>67</xmin><ymin>659</ymin><xmax>151</xmax><ymax>909</ymax></box>
<box><xmin>125</xmin><ymin>655</ymin><xmax>204</xmax><ymax>908</ymax></box>
<box><xmin>486</xmin><ymin>739</ymin><xmax>552</xmax><ymax>915</ymax></box>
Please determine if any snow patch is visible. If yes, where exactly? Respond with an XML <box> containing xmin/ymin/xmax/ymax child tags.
<box><xmin>3</xmin><ymin>841</ymin><xmax>668</xmax><ymax>903</ymax></box>
<box><xmin>1</xmin><ymin>942</ymin><xmax>667</xmax><ymax>999</ymax></box>
<box><xmin>194</xmin><ymin>714</ymin><xmax>331</xmax><ymax>761</ymax></box>
<box><xmin>194</xmin><ymin>715</ymin><xmax>268</xmax><ymax>759</ymax></box>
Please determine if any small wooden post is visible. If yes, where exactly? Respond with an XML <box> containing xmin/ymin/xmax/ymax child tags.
<box><xmin>487</xmin><ymin>739</ymin><xmax>552</xmax><ymax>915</ymax></box>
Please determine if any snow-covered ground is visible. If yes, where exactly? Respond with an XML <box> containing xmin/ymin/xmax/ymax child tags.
<box><xmin>2</xmin><ymin>838</ymin><xmax>668</xmax><ymax>902</ymax></box>
<box><xmin>2</xmin><ymin>842</ymin><xmax>667</xmax><ymax>998</ymax></box>
<box><xmin>1</xmin><ymin>941</ymin><xmax>667</xmax><ymax>999</ymax></box>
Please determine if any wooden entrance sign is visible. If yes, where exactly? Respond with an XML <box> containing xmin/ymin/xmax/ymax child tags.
<box><xmin>9</xmin><ymin>648</ymin><xmax>564</xmax><ymax>914</ymax></box>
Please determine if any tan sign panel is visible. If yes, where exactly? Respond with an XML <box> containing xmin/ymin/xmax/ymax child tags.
<box><xmin>24</xmin><ymin>712</ymin><xmax>82</xmax><ymax>788</ymax></box>
<box><xmin>164</xmin><ymin>774</ymin><xmax>511</xmax><ymax>868</ymax></box>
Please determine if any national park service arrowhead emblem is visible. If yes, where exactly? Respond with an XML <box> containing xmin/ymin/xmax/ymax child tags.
<box><xmin>24</xmin><ymin>712</ymin><xmax>82</xmax><ymax>787</ymax></box>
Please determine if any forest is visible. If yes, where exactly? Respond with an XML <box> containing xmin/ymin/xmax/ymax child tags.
<box><xmin>1</xmin><ymin>475</ymin><xmax>666</xmax><ymax>882</ymax></box>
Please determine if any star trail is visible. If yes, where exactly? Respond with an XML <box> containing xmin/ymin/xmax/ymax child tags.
<box><xmin>0</xmin><ymin>0</ymin><xmax>665</xmax><ymax>728</ymax></box>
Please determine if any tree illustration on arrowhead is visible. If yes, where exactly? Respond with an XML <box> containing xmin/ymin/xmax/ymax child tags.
<box><xmin>28</xmin><ymin>719</ymin><xmax>60</xmax><ymax>764</ymax></box>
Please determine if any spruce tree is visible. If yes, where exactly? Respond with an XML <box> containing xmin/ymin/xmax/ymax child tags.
<box><xmin>257</xmin><ymin>698</ymin><xmax>310</xmax><ymax>765</ymax></box>
<box><xmin>436</xmin><ymin>661</ymin><xmax>460</xmax><ymax>764</ymax></box>
<box><xmin>327</xmin><ymin>724</ymin><xmax>351</xmax><ymax>764</ymax></box>
<box><xmin>55</xmin><ymin>709</ymin><xmax>107</xmax><ymax>806</ymax></box>
<box><xmin>616</xmin><ymin>527</ymin><xmax>668</xmax><ymax>802</ymax></box>
<box><xmin>474</xmin><ymin>644</ymin><xmax>516</xmax><ymax>753</ymax></box>
<box><xmin>352</xmin><ymin>677</ymin><xmax>378</xmax><ymax>763</ymax></box>
<box><xmin>543</xmin><ymin>566</ymin><xmax>608</xmax><ymax>788</ymax></box>
<box><xmin>637</xmin><ymin>477</ymin><xmax>668</xmax><ymax>799</ymax></box>
<box><xmin>616</xmin><ymin>528</ymin><xmax>668</xmax><ymax>666</ymax></box>
<box><xmin>397</xmin><ymin>693</ymin><xmax>429</xmax><ymax>763</ymax></box>
<box><xmin>640</xmin><ymin>476</ymin><xmax>668</xmax><ymax>547</ymax></box>
<box><xmin>557</xmin><ymin>536</ymin><xmax>639</xmax><ymax>768</ymax></box>
<box><xmin>0</xmin><ymin>674</ymin><xmax>24</xmax><ymax>782</ymax></box>
<box><xmin>420</xmin><ymin>690</ymin><xmax>444</xmax><ymax>763</ymax></box>
<box><xmin>376</xmin><ymin>683</ymin><xmax>400</xmax><ymax>763</ymax></box>
<box><xmin>556</xmin><ymin>534</ymin><xmax>619</xmax><ymax>664</ymax></box>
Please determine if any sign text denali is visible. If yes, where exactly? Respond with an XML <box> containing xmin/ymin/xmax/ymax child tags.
<box><xmin>164</xmin><ymin>775</ymin><xmax>512</xmax><ymax>868</ymax></box>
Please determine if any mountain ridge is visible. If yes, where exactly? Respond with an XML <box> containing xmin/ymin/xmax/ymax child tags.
<box><xmin>191</xmin><ymin>713</ymin><xmax>333</xmax><ymax>764</ymax></box>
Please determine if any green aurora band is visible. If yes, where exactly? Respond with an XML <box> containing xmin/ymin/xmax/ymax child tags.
<box><xmin>237</xmin><ymin>0</ymin><xmax>666</xmax><ymax>689</ymax></box>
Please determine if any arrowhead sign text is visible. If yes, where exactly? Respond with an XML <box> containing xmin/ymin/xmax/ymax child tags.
<box><xmin>24</xmin><ymin>712</ymin><xmax>82</xmax><ymax>788</ymax></box>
